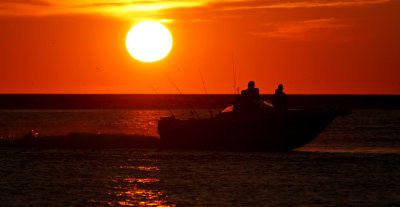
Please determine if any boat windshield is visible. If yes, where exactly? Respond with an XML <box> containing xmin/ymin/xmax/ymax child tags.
<box><xmin>221</xmin><ymin>100</ymin><xmax>274</xmax><ymax>113</ymax></box>
<box><xmin>221</xmin><ymin>105</ymin><xmax>234</xmax><ymax>113</ymax></box>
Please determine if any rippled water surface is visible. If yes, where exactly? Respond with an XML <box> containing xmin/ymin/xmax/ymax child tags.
<box><xmin>1</xmin><ymin>109</ymin><xmax>400</xmax><ymax>206</ymax></box>
<box><xmin>1</xmin><ymin>149</ymin><xmax>400</xmax><ymax>206</ymax></box>
<box><xmin>0</xmin><ymin>109</ymin><xmax>221</xmax><ymax>138</ymax></box>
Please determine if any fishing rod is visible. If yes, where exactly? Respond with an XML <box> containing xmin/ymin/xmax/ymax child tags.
<box><xmin>198</xmin><ymin>69</ymin><xmax>215</xmax><ymax>118</ymax></box>
<box><xmin>165</xmin><ymin>74</ymin><xmax>183</xmax><ymax>95</ymax></box>
<box><xmin>199</xmin><ymin>70</ymin><xmax>208</xmax><ymax>95</ymax></box>
<box><xmin>147</xmin><ymin>81</ymin><xmax>175</xmax><ymax>117</ymax></box>
<box><xmin>232</xmin><ymin>53</ymin><xmax>237</xmax><ymax>95</ymax></box>
<box><xmin>164</xmin><ymin>73</ymin><xmax>200</xmax><ymax>119</ymax></box>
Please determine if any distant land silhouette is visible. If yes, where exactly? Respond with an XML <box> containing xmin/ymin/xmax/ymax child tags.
<box><xmin>0</xmin><ymin>94</ymin><xmax>399</xmax><ymax>109</ymax></box>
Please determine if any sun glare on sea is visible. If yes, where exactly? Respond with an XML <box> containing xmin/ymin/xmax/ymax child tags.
<box><xmin>126</xmin><ymin>21</ymin><xmax>173</xmax><ymax>62</ymax></box>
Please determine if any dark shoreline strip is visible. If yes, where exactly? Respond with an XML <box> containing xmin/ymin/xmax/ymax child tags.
<box><xmin>0</xmin><ymin>94</ymin><xmax>399</xmax><ymax>109</ymax></box>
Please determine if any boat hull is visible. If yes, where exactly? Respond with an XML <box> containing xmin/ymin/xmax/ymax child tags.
<box><xmin>158</xmin><ymin>110</ymin><xmax>349</xmax><ymax>151</ymax></box>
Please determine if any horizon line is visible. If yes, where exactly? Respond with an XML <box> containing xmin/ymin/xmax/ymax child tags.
<box><xmin>0</xmin><ymin>93</ymin><xmax>399</xmax><ymax>96</ymax></box>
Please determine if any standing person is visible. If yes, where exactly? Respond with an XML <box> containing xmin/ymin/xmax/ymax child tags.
<box><xmin>272</xmin><ymin>84</ymin><xmax>288</xmax><ymax>111</ymax></box>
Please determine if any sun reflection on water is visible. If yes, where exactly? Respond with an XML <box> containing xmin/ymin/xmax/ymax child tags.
<box><xmin>123</xmin><ymin>178</ymin><xmax>160</xmax><ymax>184</ymax></box>
<box><xmin>100</xmin><ymin>162</ymin><xmax>175</xmax><ymax>207</ymax></box>
<box><xmin>120</xmin><ymin>166</ymin><xmax>160</xmax><ymax>171</ymax></box>
<box><xmin>108</xmin><ymin>177</ymin><xmax>174</xmax><ymax>207</ymax></box>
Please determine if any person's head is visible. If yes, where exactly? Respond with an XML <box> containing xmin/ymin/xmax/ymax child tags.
<box><xmin>278</xmin><ymin>84</ymin><xmax>283</xmax><ymax>91</ymax></box>
<box><xmin>248</xmin><ymin>81</ymin><xmax>255</xmax><ymax>89</ymax></box>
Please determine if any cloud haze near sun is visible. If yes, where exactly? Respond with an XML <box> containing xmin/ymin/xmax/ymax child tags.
<box><xmin>1</xmin><ymin>0</ymin><xmax>391</xmax><ymax>16</ymax></box>
<box><xmin>1</xmin><ymin>0</ymin><xmax>394</xmax><ymax>41</ymax></box>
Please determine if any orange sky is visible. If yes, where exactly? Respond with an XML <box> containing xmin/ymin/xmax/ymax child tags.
<box><xmin>0</xmin><ymin>0</ymin><xmax>399</xmax><ymax>94</ymax></box>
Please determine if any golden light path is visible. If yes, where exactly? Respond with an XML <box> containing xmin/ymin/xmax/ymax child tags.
<box><xmin>126</xmin><ymin>21</ymin><xmax>173</xmax><ymax>62</ymax></box>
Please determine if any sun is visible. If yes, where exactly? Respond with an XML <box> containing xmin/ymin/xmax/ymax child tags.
<box><xmin>126</xmin><ymin>21</ymin><xmax>173</xmax><ymax>62</ymax></box>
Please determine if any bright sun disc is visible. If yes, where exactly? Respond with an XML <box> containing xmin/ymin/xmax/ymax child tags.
<box><xmin>126</xmin><ymin>21</ymin><xmax>173</xmax><ymax>62</ymax></box>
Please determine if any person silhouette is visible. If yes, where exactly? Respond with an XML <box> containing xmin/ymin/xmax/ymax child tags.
<box><xmin>241</xmin><ymin>81</ymin><xmax>259</xmax><ymax>100</ymax></box>
<box><xmin>272</xmin><ymin>84</ymin><xmax>288</xmax><ymax>111</ymax></box>
<box><xmin>234</xmin><ymin>81</ymin><xmax>260</xmax><ymax>112</ymax></box>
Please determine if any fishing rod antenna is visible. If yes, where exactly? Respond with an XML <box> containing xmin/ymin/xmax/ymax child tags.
<box><xmin>147</xmin><ymin>81</ymin><xmax>175</xmax><ymax>117</ymax></box>
<box><xmin>164</xmin><ymin>73</ymin><xmax>200</xmax><ymax>119</ymax></box>
<box><xmin>232</xmin><ymin>53</ymin><xmax>236</xmax><ymax>95</ymax></box>
<box><xmin>199</xmin><ymin>70</ymin><xmax>208</xmax><ymax>95</ymax></box>
<box><xmin>198</xmin><ymin>69</ymin><xmax>215</xmax><ymax>118</ymax></box>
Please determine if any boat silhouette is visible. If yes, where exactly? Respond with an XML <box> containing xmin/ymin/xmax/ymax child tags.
<box><xmin>158</xmin><ymin>101</ymin><xmax>350</xmax><ymax>151</ymax></box>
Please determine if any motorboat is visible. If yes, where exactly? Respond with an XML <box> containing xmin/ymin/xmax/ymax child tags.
<box><xmin>158</xmin><ymin>100</ymin><xmax>350</xmax><ymax>151</ymax></box>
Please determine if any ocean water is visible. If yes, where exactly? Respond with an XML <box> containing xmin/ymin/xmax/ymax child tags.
<box><xmin>1</xmin><ymin>109</ymin><xmax>400</xmax><ymax>206</ymax></box>
<box><xmin>0</xmin><ymin>109</ymin><xmax>223</xmax><ymax>138</ymax></box>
